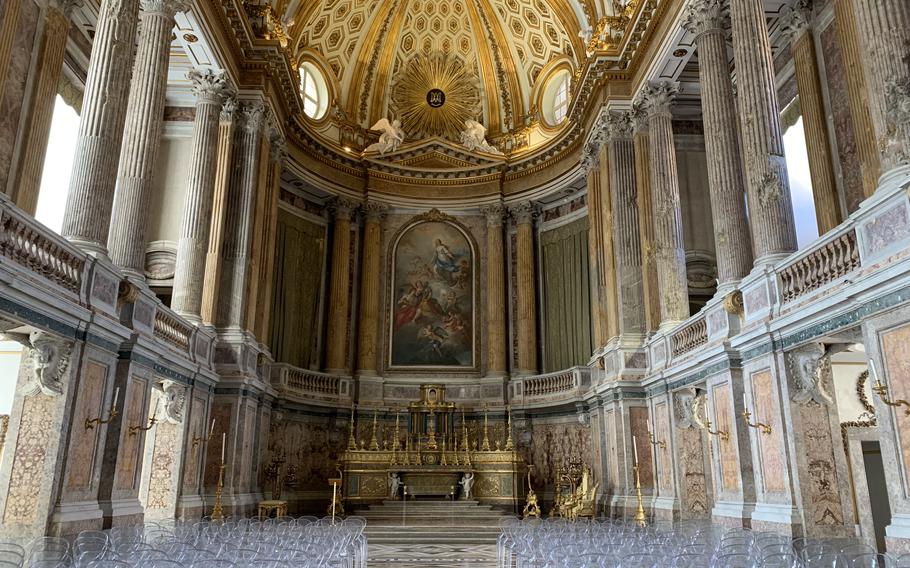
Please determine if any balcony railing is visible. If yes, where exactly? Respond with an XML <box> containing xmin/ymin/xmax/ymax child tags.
<box><xmin>153</xmin><ymin>306</ymin><xmax>193</xmax><ymax>353</ymax></box>
<box><xmin>512</xmin><ymin>367</ymin><xmax>591</xmax><ymax>404</ymax></box>
<box><xmin>778</xmin><ymin>229</ymin><xmax>860</xmax><ymax>304</ymax></box>
<box><xmin>271</xmin><ymin>364</ymin><xmax>351</xmax><ymax>403</ymax></box>
<box><xmin>0</xmin><ymin>203</ymin><xmax>84</xmax><ymax>294</ymax></box>
<box><xmin>671</xmin><ymin>314</ymin><xmax>708</xmax><ymax>358</ymax></box>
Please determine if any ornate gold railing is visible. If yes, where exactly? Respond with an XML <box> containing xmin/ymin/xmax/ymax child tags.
<box><xmin>0</xmin><ymin>206</ymin><xmax>84</xmax><ymax>293</ymax></box>
<box><xmin>671</xmin><ymin>315</ymin><xmax>708</xmax><ymax>358</ymax></box>
<box><xmin>153</xmin><ymin>307</ymin><xmax>192</xmax><ymax>352</ymax></box>
<box><xmin>778</xmin><ymin>229</ymin><xmax>860</xmax><ymax>303</ymax></box>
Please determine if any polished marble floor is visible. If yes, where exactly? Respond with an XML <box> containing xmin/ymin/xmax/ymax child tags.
<box><xmin>367</xmin><ymin>542</ymin><xmax>499</xmax><ymax>567</ymax></box>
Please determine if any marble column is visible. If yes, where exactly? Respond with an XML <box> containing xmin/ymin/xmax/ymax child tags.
<box><xmin>511</xmin><ymin>201</ymin><xmax>538</xmax><ymax>375</ymax></box>
<box><xmin>630</xmin><ymin>110</ymin><xmax>661</xmax><ymax>334</ymax></box>
<box><xmin>215</xmin><ymin>102</ymin><xmax>266</xmax><ymax>330</ymax></box>
<box><xmin>171</xmin><ymin>70</ymin><xmax>230</xmax><ymax>321</ymax></box>
<box><xmin>355</xmin><ymin>200</ymin><xmax>387</xmax><ymax>375</ymax></box>
<box><xmin>325</xmin><ymin>198</ymin><xmax>357</xmax><ymax>373</ymax></box>
<box><xmin>254</xmin><ymin>131</ymin><xmax>286</xmax><ymax>343</ymax></box>
<box><xmin>683</xmin><ymin>0</ymin><xmax>754</xmax><ymax>290</ymax></box>
<box><xmin>640</xmin><ymin>81</ymin><xmax>689</xmax><ymax>328</ymax></box>
<box><xmin>598</xmin><ymin>145</ymin><xmax>621</xmax><ymax>341</ymax></box>
<box><xmin>832</xmin><ymin>0</ymin><xmax>879</xmax><ymax>198</ymax></box>
<box><xmin>108</xmin><ymin>0</ymin><xmax>187</xmax><ymax>275</ymax></box>
<box><xmin>200</xmin><ymin>99</ymin><xmax>238</xmax><ymax>325</ymax></box>
<box><xmin>729</xmin><ymin>0</ymin><xmax>798</xmax><ymax>262</ymax></box>
<box><xmin>61</xmin><ymin>0</ymin><xmax>142</xmax><ymax>253</ymax></box>
<box><xmin>585</xmin><ymin>162</ymin><xmax>608</xmax><ymax>349</ymax></box>
<box><xmin>482</xmin><ymin>203</ymin><xmax>507</xmax><ymax>375</ymax></box>
<box><xmin>852</xmin><ymin>0</ymin><xmax>910</xmax><ymax>174</ymax></box>
<box><xmin>781</xmin><ymin>1</ymin><xmax>842</xmax><ymax>234</ymax></box>
<box><xmin>606</xmin><ymin>113</ymin><xmax>645</xmax><ymax>340</ymax></box>
<box><xmin>11</xmin><ymin>0</ymin><xmax>78</xmax><ymax>215</ymax></box>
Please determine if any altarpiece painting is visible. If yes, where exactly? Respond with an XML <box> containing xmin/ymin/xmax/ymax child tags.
<box><xmin>389</xmin><ymin>216</ymin><xmax>475</xmax><ymax>368</ymax></box>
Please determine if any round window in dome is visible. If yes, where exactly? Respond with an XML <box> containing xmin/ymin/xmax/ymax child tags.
<box><xmin>299</xmin><ymin>62</ymin><xmax>329</xmax><ymax>120</ymax></box>
<box><xmin>540</xmin><ymin>69</ymin><xmax>571</xmax><ymax>127</ymax></box>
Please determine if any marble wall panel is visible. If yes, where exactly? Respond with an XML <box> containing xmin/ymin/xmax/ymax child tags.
<box><xmin>204</xmin><ymin>402</ymin><xmax>232</xmax><ymax>487</ymax></box>
<box><xmin>881</xmin><ymin>324</ymin><xmax>910</xmax><ymax>491</ymax></box>
<box><xmin>523</xmin><ymin>418</ymin><xmax>593</xmax><ymax>492</ymax></box>
<box><xmin>182</xmin><ymin>395</ymin><xmax>207</xmax><ymax>493</ymax></box>
<box><xmin>65</xmin><ymin>360</ymin><xmax>107</xmax><ymax>491</ymax></box>
<box><xmin>606</xmin><ymin>408</ymin><xmax>619</xmax><ymax>490</ymax></box>
<box><xmin>146</xmin><ymin>421</ymin><xmax>179</xmax><ymax>511</ymax></box>
<box><xmin>3</xmin><ymin>394</ymin><xmax>55</xmax><ymax>523</ymax></box>
<box><xmin>753</xmin><ymin>369</ymin><xmax>786</xmax><ymax>494</ymax></box>
<box><xmin>655</xmin><ymin>401</ymin><xmax>673</xmax><ymax>493</ymax></box>
<box><xmin>239</xmin><ymin>402</ymin><xmax>256</xmax><ymax>492</ymax></box>
<box><xmin>630</xmin><ymin>407</ymin><xmax>654</xmax><ymax>488</ymax></box>
<box><xmin>115</xmin><ymin>378</ymin><xmax>146</xmax><ymax>491</ymax></box>
<box><xmin>712</xmin><ymin>382</ymin><xmax>740</xmax><ymax>493</ymax></box>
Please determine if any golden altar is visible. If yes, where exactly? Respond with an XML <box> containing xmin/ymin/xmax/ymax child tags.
<box><xmin>338</xmin><ymin>385</ymin><xmax>526</xmax><ymax>511</ymax></box>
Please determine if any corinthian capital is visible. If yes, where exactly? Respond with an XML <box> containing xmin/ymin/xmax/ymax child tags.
<box><xmin>330</xmin><ymin>196</ymin><xmax>361</xmax><ymax>220</ymax></box>
<box><xmin>681</xmin><ymin>0</ymin><xmax>725</xmax><ymax>37</ymax></box>
<box><xmin>639</xmin><ymin>80</ymin><xmax>679</xmax><ymax>117</ymax></box>
<box><xmin>50</xmin><ymin>0</ymin><xmax>83</xmax><ymax>18</ymax></box>
<box><xmin>480</xmin><ymin>203</ymin><xmax>507</xmax><ymax>225</ymax></box>
<box><xmin>238</xmin><ymin>102</ymin><xmax>267</xmax><ymax>134</ymax></box>
<box><xmin>779</xmin><ymin>0</ymin><xmax>812</xmax><ymax>42</ymax></box>
<box><xmin>139</xmin><ymin>0</ymin><xmax>190</xmax><ymax>17</ymax></box>
<box><xmin>605</xmin><ymin>112</ymin><xmax>633</xmax><ymax>141</ymax></box>
<box><xmin>188</xmin><ymin>69</ymin><xmax>231</xmax><ymax>105</ymax></box>
<box><xmin>269</xmin><ymin>129</ymin><xmax>287</xmax><ymax>162</ymax></box>
<box><xmin>508</xmin><ymin>201</ymin><xmax>539</xmax><ymax>224</ymax></box>
<box><xmin>362</xmin><ymin>199</ymin><xmax>389</xmax><ymax>222</ymax></box>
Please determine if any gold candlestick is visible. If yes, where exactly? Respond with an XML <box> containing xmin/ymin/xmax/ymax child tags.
<box><xmin>369</xmin><ymin>409</ymin><xmax>380</xmax><ymax>451</ymax></box>
<box><xmin>481</xmin><ymin>404</ymin><xmax>491</xmax><ymax>451</ymax></box>
<box><xmin>632</xmin><ymin>463</ymin><xmax>647</xmax><ymax>527</ymax></box>
<box><xmin>505</xmin><ymin>405</ymin><xmax>514</xmax><ymax>451</ymax></box>
<box><xmin>347</xmin><ymin>405</ymin><xmax>357</xmax><ymax>450</ymax></box>
<box><xmin>211</xmin><ymin>462</ymin><xmax>227</xmax><ymax>522</ymax></box>
<box><xmin>427</xmin><ymin>409</ymin><xmax>438</xmax><ymax>450</ymax></box>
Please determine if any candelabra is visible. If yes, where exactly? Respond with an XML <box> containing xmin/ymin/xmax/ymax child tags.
<box><xmin>505</xmin><ymin>405</ymin><xmax>514</xmax><ymax>451</ymax></box>
<box><xmin>632</xmin><ymin>462</ymin><xmax>647</xmax><ymax>527</ymax></box>
<box><xmin>741</xmin><ymin>409</ymin><xmax>772</xmax><ymax>435</ymax></box>
<box><xmin>369</xmin><ymin>408</ymin><xmax>379</xmax><ymax>451</ymax></box>
<box><xmin>873</xmin><ymin>379</ymin><xmax>910</xmax><ymax>415</ymax></box>
<box><xmin>347</xmin><ymin>405</ymin><xmax>357</xmax><ymax>450</ymax></box>
<box><xmin>192</xmin><ymin>427</ymin><xmax>215</xmax><ymax>449</ymax></box>
<box><xmin>211</xmin><ymin>462</ymin><xmax>227</xmax><ymax>522</ymax></box>
<box><xmin>703</xmin><ymin>419</ymin><xmax>729</xmax><ymax>441</ymax></box>
<box><xmin>481</xmin><ymin>404</ymin><xmax>491</xmax><ymax>451</ymax></box>
<box><xmin>648</xmin><ymin>431</ymin><xmax>666</xmax><ymax>449</ymax></box>
<box><xmin>128</xmin><ymin>415</ymin><xmax>157</xmax><ymax>437</ymax></box>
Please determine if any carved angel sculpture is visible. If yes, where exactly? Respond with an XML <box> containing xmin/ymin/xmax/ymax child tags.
<box><xmin>364</xmin><ymin>118</ymin><xmax>404</xmax><ymax>155</ymax></box>
<box><xmin>460</xmin><ymin>120</ymin><xmax>504</xmax><ymax>155</ymax></box>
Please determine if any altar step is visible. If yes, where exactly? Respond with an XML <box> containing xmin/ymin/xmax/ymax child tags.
<box><xmin>360</xmin><ymin>500</ymin><xmax>508</xmax><ymax>566</ymax></box>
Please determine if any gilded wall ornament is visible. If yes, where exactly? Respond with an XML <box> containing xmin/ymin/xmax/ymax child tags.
<box><xmin>390</xmin><ymin>52</ymin><xmax>480</xmax><ymax>141</ymax></box>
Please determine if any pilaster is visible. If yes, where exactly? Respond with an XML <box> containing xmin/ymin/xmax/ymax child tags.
<box><xmin>325</xmin><ymin>197</ymin><xmax>358</xmax><ymax>373</ymax></box>
<box><xmin>482</xmin><ymin>203</ymin><xmax>508</xmax><ymax>376</ymax></box>
<box><xmin>510</xmin><ymin>201</ymin><xmax>538</xmax><ymax>375</ymax></box>
<box><xmin>356</xmin><ymin>199</ymin><xmax>387</xmax><ymax>375</ymax></box>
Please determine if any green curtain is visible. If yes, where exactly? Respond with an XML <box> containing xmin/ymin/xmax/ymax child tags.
<box><xmin>540</xmin><ymin>217</ymin><xmax>592</xmax><ymax>372</ymax></box>
<box><xmin>269</xmin><ymin>209</ymin><xmax>326</xmax><ymax>368</ymax></box>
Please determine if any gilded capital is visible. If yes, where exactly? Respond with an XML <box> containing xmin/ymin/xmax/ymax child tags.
<box><xmin>639</xmin><ymin>80</ymin><xmax>679</xmax><ymax>117</ymax></box>
<box><xmin>188</xmin><ymin>69</ymin><xmax>231</xmax><ymax>105</ymax></box>
<box><xmin>362</xmin><ymin>200</ymin><xmax>388</xmax><ymax>222</ymax></box>
<box><xmin>480</xmin><ymin>203</ymin><xmax>506</xmax><ymax>225</ymax></box>
<box><xmin>681</xmin><ymin>0</ymin><xmax>725</xmax><ymax>38</ymax></box>
<box><xmin>509</xmin><ymin>201</ymin><xmax>538</xmax><ymax>224</ymax></box>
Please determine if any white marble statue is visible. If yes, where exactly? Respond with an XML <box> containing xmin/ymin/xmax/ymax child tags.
<box><xmin>365</xmin><ymin>118</ymin><xmax>404</xmax><ymax>155</ymax></box>
<box><xmin>460</xmin><ymin>120</ymin><xmax>503</xmax><ymax>155</ymax></box>
<box><xmin>388</xmin><ymin>472</ymin><xmax>402</xmax><ymax>499</ymax></box>
<box><xmin>458</xmin><ymin>472</ymin><xmax>475</xmax><ymax>500</ymax></box>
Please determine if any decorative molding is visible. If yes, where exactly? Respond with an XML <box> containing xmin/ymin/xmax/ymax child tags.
<box><xmin>160</xmin><ymin>380</ymin><xmax>187</xmax><ymax>424</ymax></box>
<box><xmin>786</xmin><ymin>343</ymin><xmax>834</xmax><ymax>406</ymax></box>
<box><xmin>187</xmin><ymin>69</ymin><xmax>231</xmax><ymax>105</ymax></box>
<box><xmin>723</xmin><ymin>291</ymin><xmax>744</xmax><ymax>316</ymax></box>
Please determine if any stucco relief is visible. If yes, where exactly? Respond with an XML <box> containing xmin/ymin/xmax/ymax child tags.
<box><xmin>146</xmin><ymin>422</ymin><xmax>179</xmax><ymax>511</ymax></box>
<box><xmin>677</xmin><ymin>425</ymin><xmax>709</xmax><ymax>518</ymax></box>
<box><xmin>523</xmin><ymin>420</ymin><xmax>593</xmax><ymax>492</ymax></box>
<box><xmin>799</xmin><ymin>403</ymin><xmax>845</xmax><ymax>527</ymax></box>
<box><xmin>752</xmin><ymin>369</ymin><xmax>786</xmax><ymax>493</ymax></box>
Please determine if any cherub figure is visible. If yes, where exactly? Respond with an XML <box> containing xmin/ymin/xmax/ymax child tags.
<box><xmin>365</xmin><ymin>118</ymin><xmax>405</xmax><ymax>154</ymax></box>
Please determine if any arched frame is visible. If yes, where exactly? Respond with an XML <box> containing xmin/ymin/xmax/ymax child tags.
<box><xmin>385</xmin><ymin>210</ymin><xmax>480</xmax><ymax>373</ymax></box>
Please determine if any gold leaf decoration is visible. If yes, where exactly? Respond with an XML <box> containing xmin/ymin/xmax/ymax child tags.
<box><xmin>390</xmin><ymin>51</ymin><xmax>480</xmax><ymax>141</ymax></box>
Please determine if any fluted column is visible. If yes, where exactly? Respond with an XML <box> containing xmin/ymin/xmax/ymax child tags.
<box><xmin>640</xmin><ymin>81</ymin><xmax>689</xmax><ymax>328</ymax></box>
<box><xmin>781</xmin><ymin>1</ymin><xmax>842</xmax><ymax>234</ymax></box>
<box><xmin>729</xmin><ymin>0</ymin><xmax>797</xmax><ymax>262</ymax></box>
<box><xmin>606</xmin><ymin>113</ymin><xmax>645</xmax><ymax>340</ymax></box>
<box><xmin>511</xmin><ymin>202</ymin><xmax>538</xmax><ymax>375</ymax></box>
<box><xmin>356</xmin><ymin>200</ymin><xmax>387</xmax><ymax>375</ymax></box>
<box><xmin>631</xmin><ymin>109</ymin><xmax>661</xmax><ymax>332</ymax></box>
<box><xmin>200</xmin><ymin>99</ymin><xmax>237</xmax><ymax>325</ymax></box>
<box><xmin>61</xmin><ymin>0</ymin><xmax>142</xmax><ymax>253</ymax></box>
<box><xmin>682</xmin><ymin>0</ymin><xmax>754</xmax><ymax>290</ymax></box>
<box><xmin>585</xmin><ymin>162</ymin><xmax>608</xmax><ymax>349</ymax></box>
<box><xmin>11</xmin><ymin>0</ymin><xmax>79</xmax><ymax>214</ymax></box>
<box><xmin>108</xmin><ymin>0</ymin><xmax>188</xmax><ymax>273</ymax></box>
<box><xmin>832</xmin><ymin>0</ymin><xmax>879</xmax><ymax>199</ymax></box>
<box><xmin>598</xmin><ymin>144</ymin><xmax>621</xmax><ymax>341</ymax></box>
<box><xmin>482</xmin><ymin>203</ymin><xmax>507</xmax><ymax>375</ymax></box>
<box><xmin>215</xmin><ymin>102</ymin><xmax>265</xmax><ymax>329</ymax></box>
<box><xmin>171</xmin><ymin>70</ymin><xmax>230</xmax><ymax>321</ymax></box>
<box><xmin>852</xmin><ymin>0</ymin><xmax>910</xmax><ymax>175</ymax></box>
<box><xmin>325</xmin><ymin>198</ymin><xmax>357</xmax><ymax>373</ymax></box>
<box><xmin>255</xmin><ymin>131</ymin><xmax>286</xmax><ymax>342</ymax></box>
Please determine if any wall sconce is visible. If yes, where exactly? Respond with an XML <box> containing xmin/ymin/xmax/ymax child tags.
<box><xmin>192</xmin><ymin>418</ymin><xmax>217</xmax><ymax>449</ymax></box>
<box><xmin>85</xmin><ymin>386</ymin><xmax>120</xmax><ymax>431</ymax></box>
<box><xmin>646</xmin><ymin>417</ymin><xmax>666</xmax><ymax>449</ymax></box>
<box><xmin>870</xmin><ymin>361</ymin><xmax>910</xmax><ymax>415</ymax></box>
<box><xmin>741</xmin><ymin>393</ymin><xmax>772</xmax><ymax>435</ymax></box>
<box><xmin>692</xmin><ymin>394</ymin><xmax>729</xmax><ymax>441</ymax></box>
<box><xmin>703</xmin><ymin>419</ymin><xmax>729</xmax><ymax>442</ymax></box>
<box><xmin>128</xmin><ymin>397</ymin><xmax>159</xmax><ymax>437</ymax></box>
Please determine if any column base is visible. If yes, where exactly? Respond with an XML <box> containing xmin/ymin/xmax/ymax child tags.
<box><xmin>48</xmin><ymin>500</ymin><xmax>105</xmax><ymax>537</ymax></box>
<box><xmin>750</xmin><ymin>502</ymin><xmax>804</xmax><ymax>536</ymax></box>
<box><xmin>712</xmin><ymin>500</ymin><xmax>756</xmax><ymax>529</ymax></box>
<box><xmin>176</xmin><ymin>494</ymin><xmax>205</xmax><ymax>520</ymax></box>
<box><xmin>652</xmin><ymin>496</ymin><xmax>679</xmax><ymax>521</ymax></box>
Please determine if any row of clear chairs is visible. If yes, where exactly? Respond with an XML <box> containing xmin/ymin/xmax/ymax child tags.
<box><xmin>0</xmin><ymin>515</ymin><xmax>367</xmax><ymax>568</ymax></box>
<box><xmin>497</xmin><ymin>517</ymin><xmax>910</xmax><ymax>568</ymax></box>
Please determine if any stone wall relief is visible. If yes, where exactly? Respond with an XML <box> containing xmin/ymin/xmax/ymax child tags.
<box><xmin>672</xmin><ymin>388</ymin><xmax>710</xmax><ymax>518</ymax></box>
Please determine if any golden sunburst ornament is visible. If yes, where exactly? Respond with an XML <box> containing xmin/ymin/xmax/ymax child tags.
<box><xmin>390</xmin><ymin>51</ymin><xmax>480</xmax><ymax>141</ymax></box>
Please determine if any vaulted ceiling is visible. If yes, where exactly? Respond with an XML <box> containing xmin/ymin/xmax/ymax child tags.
<box><xmin>280</xmin><ymin>0</ymin><xmax>617</xmax><ymax>138</ymax></box>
